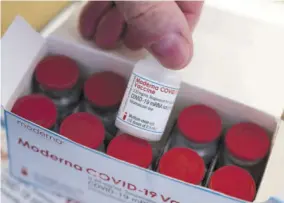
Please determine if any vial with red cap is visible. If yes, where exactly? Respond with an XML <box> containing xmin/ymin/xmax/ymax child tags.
<box><xmin>158</xmin><ymin>148</ymin><xmax>205</xmax><ymax>185</ymax></box>
<box><xmin>83</xmin><ymin>71</ymin><xmax>127</xmax><ymax>144</ymax></box>
<box><xmin>60</xmin><ymin>112</ymin><xmax>105</xmax><ymax>151</ymax></box>
<box><xmin>222</xmin><ymin>122</ymin><xmax>270</xmax><ymax>173</ymax></box>
<box><xmin>11</xmin><ymin>94</ymin><xmax>57</xmax><ymax>130</ymax></box>
<box><xmin>115</xmin><ymin>130</ymin><xmax>164</xmax><ymax>164</ymax></box>
<box><xmin>107</xmin><ymin>133</ymin><xmax>153</xmax><ymax>169</ymax></box>
<box><xmin>115</xmin><ymin>56</ymin><xmax>181</xmax><ymax>141</ymax></box>
<box><xmin>209</xmin><ymin>165</ymin><xmax>256</xmax><ymax>201</ymax></box>
<box><xmin>34</xmin><ymin>55</ymin><xmax>82</xmax><ymax>121</ymax></box>
<box><xmin>168</xmin><ymin>105</ymin><xmax>222</xmax><ymax>165</ymax></box>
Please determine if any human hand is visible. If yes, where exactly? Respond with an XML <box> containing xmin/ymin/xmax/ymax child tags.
<box><xmin>79</xmin><ymin>1</ymin><xmax>203</xmax><ymax>69</ymax></box>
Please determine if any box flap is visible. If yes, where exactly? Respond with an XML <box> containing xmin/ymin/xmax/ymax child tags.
<box><xmin>1</xmin><ymin>16</ymin><xmax>46</xmax><ymax>109</ymax></box>
<box><xmin>255</xmin><ymin>120</ymin><xmax>284</xmax><ymax>202</ymax></box>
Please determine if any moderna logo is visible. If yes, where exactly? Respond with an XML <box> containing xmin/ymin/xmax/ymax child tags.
<box><xmin>17</xmin><ymin>120</ymin><xmax>63</xmax><ymax>145</ymax></box>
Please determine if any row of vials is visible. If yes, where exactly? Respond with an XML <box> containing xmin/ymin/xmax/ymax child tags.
<box><xmin>11</xmin><ymin>55</ymin><xmax>271</xmax><ymax>202</ymax></box>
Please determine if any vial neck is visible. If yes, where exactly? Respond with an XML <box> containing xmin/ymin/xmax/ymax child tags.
<box><xmin>225</xmin><ymin>148</ymin><xmax>262</xmax><ymax>167</ymax></box>
<box><xmin>183</xmin><ymin>134</ymin><xmax>217</xmax><ymax>149</ymax></box>
<box><xmin>85</xmin><ymin>100</ymin><xmax>119</xmax><ymax>114</ymax></box>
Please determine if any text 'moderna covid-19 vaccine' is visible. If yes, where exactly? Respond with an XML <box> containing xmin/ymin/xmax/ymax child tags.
<box><xmin>116</xmin><ymin>56</ymin><xmax>181</xmax><ymax>141</ymax></box>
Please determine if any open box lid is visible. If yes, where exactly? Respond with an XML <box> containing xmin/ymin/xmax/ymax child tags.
<box><xmin>1</xmin><ymin>16</ymin><xmax>46</xmax><ymax>110</ymax></box>
<box><xmin>1</xmin><ymin>15</ymin><xmax>284</xmax><ymax>203</ymax></box>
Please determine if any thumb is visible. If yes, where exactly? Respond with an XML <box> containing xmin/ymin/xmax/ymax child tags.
<box><xmin>116</xmin><ymin>2</ymin><xmax>193</xmax><ymax>69</ymax></box>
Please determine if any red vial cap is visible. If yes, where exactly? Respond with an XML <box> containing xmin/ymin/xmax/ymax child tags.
<box><xmin>225</xmin><ymin>122</ymin><xmax>270</xmax><ymax>161</ymax></box>
<box><xmin>60</xmin><ymin>112</ymin><xmax>105</xmax><ymax>149</ymax></box>
<box><xmin>84</xmin><ymin>71</ymin><xmax>126</xmax><ymax>108</ymax></box>
<box><xmin>35</xmin><ymin>55</ymin><xmax>79</xmax><ymax>90</ymax></box>
<box><xmin>107</xmin><ymin>134</ymin><xmax>153</xmax><ymax>168</ymax></box>
<box><xmin>177</xmin><ymin>105</ymin><xmax>222</xmax><ymax>143</ymax></box>
<box><xmin>209</xmin><ymin>165</ymin><xmax>256</xmax><ymax>201</ymax></box>
<box><xmin>11</xmin><ymin>94</ymin><xmax>57</xmax><ymax>129</ymax></box>
<box><xmin>158</xmin><ymin>148</ymin><xmax>205</xmax><ymax>185</ymax></box>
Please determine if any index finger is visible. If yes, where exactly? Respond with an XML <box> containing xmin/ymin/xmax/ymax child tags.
<box><xmin>177</xmin><ymin>1</ymin><xmax>204</xmax><ymax>31</ymax></box>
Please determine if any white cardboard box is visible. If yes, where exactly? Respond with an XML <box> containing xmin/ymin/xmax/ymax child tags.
<box><xmin>1</xmin><ymin>9</ymin><xmax>284</xmax><ymax>203</ymax></box>
<box><xmin>44</xmin><ymin>4</ymin><xmax>284</xmax><ymax>201</ymax></box>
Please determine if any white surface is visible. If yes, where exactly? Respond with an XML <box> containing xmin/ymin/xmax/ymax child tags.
<box><xmin>182</xmin><ymin>4</ymin><xmax>284</xmax><ymax>119</ymax></box>
<box><xmin>205</xmin><ymin>0</ymin><xmax>284</xmax><ymax>26</ymax></box>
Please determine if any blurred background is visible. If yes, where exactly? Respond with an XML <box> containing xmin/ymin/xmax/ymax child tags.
<box><xmin>1</xmin><ymin>1</ymin><xmax>71</xmax><ymax>36</ymax></box>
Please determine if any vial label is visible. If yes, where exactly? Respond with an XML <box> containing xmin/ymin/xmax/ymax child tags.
<box><xmin>117</xmin><ymin>73</ymin><xmax>179</xmax><ymax>136</ymax></box>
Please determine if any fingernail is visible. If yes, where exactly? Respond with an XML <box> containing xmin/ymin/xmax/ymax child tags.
<box><xmin>149</xmin><ymin>34</ymin><xmax>191</xmax><ymax>69</ymax></box>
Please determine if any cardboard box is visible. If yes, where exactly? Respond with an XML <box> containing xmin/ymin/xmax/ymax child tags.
<box><xmin>1</xmin><ymin>161</ymin><xmax>68</xmax><ymax>203</ymax></box>
<box><xmin>2</xmin><ymin>9</ymin><xmax>284</xmax><ymax>203</ymax></box>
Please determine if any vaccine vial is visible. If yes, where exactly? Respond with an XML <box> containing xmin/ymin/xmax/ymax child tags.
<box><xmin>11</xmin><ymin>94</ymin><xmax>57</xmax><ymax>131</ymax></box>
<box><xmin>116</xmin><ymin>56</ymin><xmax>181</xmax><ymax>141</ymax></box>
<box><xmin>222</xmin><ymin>122</ymin><xmax>270</xmax><ymax>182</ymax></box>
<box><xmin>59</xmin><ymin>112</ymin><xmax>105</xmax><ymax>152</ymax></box>
<box><xmin>223</xmin><ymin>122</ymin><xmax>270</xmax><ymax>167</ymax></box>
<box><xmin>209</xmin><ymin>165</ymin><xmax>256</xmax><ymax>201</ymax></box>
<box><xmin>34</xmin><ymin>55</ymin><xmax>81</xmax><ymax>121</ymax></box>
<box><xmin>115</xmin><ymin>130</ymin><xmax>164</xmax><ymax>166</ymax></box>
<box><xmin>158</xmin><ymin>148</ymin><xmax>205</xmax><ymax>185</ymax></box>
<box><xmin>169</xmin><ymin>105</ymin><xmax>222</xmax><ymax>165</ymax></box>
<box><xmin>83</xmin><ymin>71</ymin><xmax>127</xmax><ymax>144</ymax></box>
<box><xmin>107</xmin><ymin>133</ymin><xmax>153</xmax><ymax>169</ymax></box>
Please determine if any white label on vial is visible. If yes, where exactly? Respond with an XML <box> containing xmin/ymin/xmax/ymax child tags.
<box><xmin>117</xmin><ymin>73</ymin><xmax>179</xmax><ymax>135</ymax></box>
